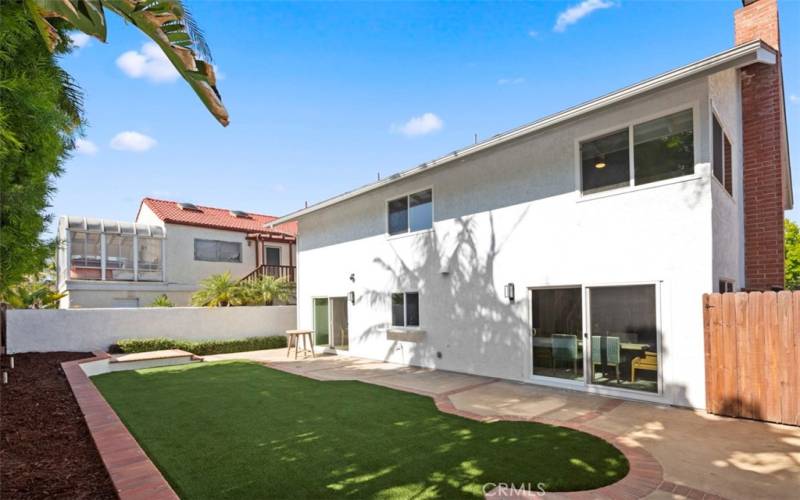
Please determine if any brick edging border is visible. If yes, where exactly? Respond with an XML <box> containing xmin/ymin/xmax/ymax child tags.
<box><xmin>61</xmin><ymin>353</ymin><xmax>178</xmax><ymax>500</ymax></box>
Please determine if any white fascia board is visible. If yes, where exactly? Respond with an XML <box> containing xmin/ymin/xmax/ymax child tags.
<box><xmin>268</xmin><ymin>40</ymin><xmax>776</xmax><ymax>227</ymax></box>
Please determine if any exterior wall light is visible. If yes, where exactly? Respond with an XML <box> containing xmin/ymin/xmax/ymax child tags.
<box><xmin>503</xmin><ymin>283</ymin><xmax>515</xmax><ymax>302</ymax></box>
<box><xmin>348</xmin><ymin>291</ymin><xmax>355</xmax><ymax>305</ymax></box>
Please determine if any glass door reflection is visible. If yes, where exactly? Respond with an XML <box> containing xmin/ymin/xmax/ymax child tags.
<box><xmin>531</xmin><ymin>287</ymin><xmax>583</xmax><ymax>381</ymax></box>
<box><xmin>588</xmin><ymin>285</ymin><xmax>658</xmax><ymax>393</ymax></box>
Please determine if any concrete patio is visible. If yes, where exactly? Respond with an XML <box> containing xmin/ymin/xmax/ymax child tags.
<box><xmin>203</xmin><ymin>349</ymin><xmax>800</xmax><ymax>499</ymax></box>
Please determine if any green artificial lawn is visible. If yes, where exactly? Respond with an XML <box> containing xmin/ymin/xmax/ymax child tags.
<box><xmin>92</xmin><ymin>362</ymin><xmax>628</xmax><ymax>499</ymax></box>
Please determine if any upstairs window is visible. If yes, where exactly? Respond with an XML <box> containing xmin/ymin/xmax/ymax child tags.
<box><xmin>138</xmin><ymin>237</ymin><xmax>163</xmax><ymax>281</ymax></box>
<box><xmin>634</xmin><ymin>109</ymin><xmax>694</xmax><ymax>185</ymax></box>
<box><xmin>580</xmin><ymin>109</ymin><xmax>694</xmax><ymax>194</ymax></box>
<box><xmin>581</xmin><ymin>129</ymin><xmax>630</xmax><ymax>194</ymax></box>
<box><xmin>391</xmin><ymin>292</ymin><xmax>420</xmax><ymax>327</ymax></box>
<box><xmin>194</xmin><ymin>239</ymin><xmax>242</xmax><ymax>263</ymax></box>
<box><xmin>105</xmin><ymin>234</ymin><xmax>135</xmax><ymax>280</ymax></box>
<box><xmin>712</xmin><ymin>114</ymin><xmax>734</xmax><ymax>196</ymax></box>
<box><xmin>388</xmin><ymin>189</ymin><xmax>432</xmax><ymax>235</ymax></box>
<box><xmin>70</xmin><ymin>231</ymin><xmax>102</xmax><ymax>269</ymax></box>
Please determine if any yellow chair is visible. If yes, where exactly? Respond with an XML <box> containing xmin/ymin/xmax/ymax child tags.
<box><xmin>631</xmin><ymin>351</ymin><xmax>657</xmax><ymax>382</ymax></box>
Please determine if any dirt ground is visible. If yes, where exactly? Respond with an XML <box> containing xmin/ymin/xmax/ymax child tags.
<box><xmin>0</xmin><ymin>352</ymin><xmax>116</xmax><ymax>499</ymax></box>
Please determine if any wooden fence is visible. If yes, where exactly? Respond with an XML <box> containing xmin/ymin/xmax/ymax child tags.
<box><xmin>703</xmin><ymin>291</ymin><xmax>799</xmax><ymax>426</ymax></box>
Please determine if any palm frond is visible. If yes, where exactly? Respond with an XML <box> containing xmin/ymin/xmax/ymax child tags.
<box><xmin>28</xmin><ymin>0</ymin><xmax>228</xmax><ymax>126</ymax></box>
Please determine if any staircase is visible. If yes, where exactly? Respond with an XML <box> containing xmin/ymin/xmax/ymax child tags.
<box><xmin>241</xmin><ymin>264</ymin><xmax>295</xmax><ymax>283</ymax></box>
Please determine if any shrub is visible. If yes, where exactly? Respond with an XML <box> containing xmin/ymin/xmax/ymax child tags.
<box><xmin>115</xmin><ymin>336</ymin><xmax>287</xmax><ymax>356</ymax></box>
<box><xmin>150</xmin><ymin>294</ymin><xmax>174</xmax><ymax>307</ymax></box>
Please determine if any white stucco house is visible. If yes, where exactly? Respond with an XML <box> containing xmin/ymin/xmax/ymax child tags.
<box><xmin>56</xmin><ymin>198</ymin><xmax>297</xmax><ymax>308</ymax></box>
<box><xmin>269</xmin><ymin>0</ymin><xmax>791</xmax><ymax>409</ymax></box>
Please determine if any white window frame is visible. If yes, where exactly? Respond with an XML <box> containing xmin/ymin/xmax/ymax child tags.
<box><xmin>193</xmin><ymin>238</ymin><xmax>243</xmax><ymax>263</ymax></box>
<box><xmin>385</xmin><ymin>187</ymin><xmax>434</xmax><ymax>238</ymax></box>
<box><xmin>391</xmin><ymin>291</ymin><xmax>420</xmax><ymax>327</ymax></box>
<box><xmin>527</xmin><ymin>280</ymin><xmax>664</xmax><ymax>403</ymax></box>
<box><xmin>575</xmin><ymin>102</ymin><xmax>700</xmax><ymax>200</ymax></box>
<box><xmin>710</xmin><ymin>105</ymin><xmax>735</xmax><ymax>200</ymax></box>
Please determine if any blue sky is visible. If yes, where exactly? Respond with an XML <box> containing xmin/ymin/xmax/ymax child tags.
<box><xmin>53</xmin><ymin>0</ymin><xmax>800</xmax><ymax>235</ymax></box>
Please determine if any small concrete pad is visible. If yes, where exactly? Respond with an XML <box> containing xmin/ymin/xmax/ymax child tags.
<box><xmin>111</xmin><ymin>349</ymin><xmax>194</xmax><ymax>363</ymax></box>
<box><xmin>368</xmin><ymin>368</ymin><xmax>493</xmax><ymax>396</ymax></box>
<box><xmin>448</xmin><ymin>380</ymin><xmax>612</xmax><ymax>422</ymax></box>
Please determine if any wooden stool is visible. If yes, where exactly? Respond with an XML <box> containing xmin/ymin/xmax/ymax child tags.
<box><xmin>286</xmin><ymin>330</ymin><xmax>316</xmax><ymax>359</ymax></box>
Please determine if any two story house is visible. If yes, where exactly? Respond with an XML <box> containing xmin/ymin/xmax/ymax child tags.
<box><xmin>57</xmin><ymin>198</ymin><xmax>297</xmax><ymax>308</ymax></box>
<box><xmin>268</xmin><ymin>0</ymin><xmax>792</xmax><ymax>409</ymax></box>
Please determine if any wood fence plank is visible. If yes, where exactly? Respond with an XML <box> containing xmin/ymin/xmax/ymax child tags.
<box><xmin>721</xmin><ymin>292</ymin><xmax>738</xmax><ymax>416</ymax></box>
<box><xmin>707</xmin><ymin>293</ymin><xmax>723</xmax><ymax>415</ymax></box>
<box><xmin>778</xmin><ymin>291</ymin><xmax>794</xmax><ymax>425</ymax></box>
<box><xmin>746</xmin><ymin>292</ymin><xmax>765</xmax><ymax>421</ymax></box>
<box><xmin>702</xmin><ymin>294</ymin><xmax>713</xmax><ymax>412</ymax></box>
<box><xmin>734</xmin><ymin>293</ymin><xmax>752</xmax><ymax>418</ymax></box>
<box><xmin>763</xmin><ymin>292</ymin><xmax>781</xmax><ymax>423</ymax></box>
<box><xmin>792</xmin><ymin>292</ymin><xmax>800</xmax><ymax>426</ymax></box>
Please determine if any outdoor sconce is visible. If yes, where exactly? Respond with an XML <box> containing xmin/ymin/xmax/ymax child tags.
<box><xmin>504</xmin><ymin>283</ymin><xmax>515</xmax><ymax>303</ymax></box>
<box><xmin>348</xmin><ymin>291</ymin><xmax>355</xmax><ymax>305</ymax></box>
<box><xmin>349</xmin><ymin>273</ymin><xmax>356</xmax><ymax>283</ymax></box>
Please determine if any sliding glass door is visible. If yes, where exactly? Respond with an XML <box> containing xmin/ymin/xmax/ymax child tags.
<box><xmin>587</xmin><ymin>285</ymin><xmax>659</xmax><ymax>393</ymax></box>
<box><xmin>530</xmin><ymin>287</ymin><xmax>583</xmax><ymax>381</ymax></box>
<box><xmin>531</xmin><ymin>284</ymin><xmax>660</xmax><ymax>394</ymax></box>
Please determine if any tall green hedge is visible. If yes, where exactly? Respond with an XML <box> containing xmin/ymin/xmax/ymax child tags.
<box><xmin>115</xmin><ymin>336</ymin><xmax>287</xmax><ymax>356</ymax></box>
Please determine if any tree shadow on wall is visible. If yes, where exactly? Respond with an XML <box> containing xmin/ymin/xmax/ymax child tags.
<box><xmin>358</xmin><ymin>209</ymin><xmax>532</xmax><ymax>377</ymax></box>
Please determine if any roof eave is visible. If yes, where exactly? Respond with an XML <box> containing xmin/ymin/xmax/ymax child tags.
<box><xmin>267</xmin><ymin>40</ymin><xmax>776</xmax><ymax>227</ymax></box>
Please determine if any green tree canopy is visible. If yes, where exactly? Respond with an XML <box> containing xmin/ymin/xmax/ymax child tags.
<box><xmin>0</xmin><ymin>2</ymin><xmax>81</xmax><ymax>295</ymax></box>
<box><xmin>785</xmin><ymin>219</ymin><xmax>800</xmax><ymax>290</ymax></box>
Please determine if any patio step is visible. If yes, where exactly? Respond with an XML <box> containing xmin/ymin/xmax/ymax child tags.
<box><xmin>109</xmin><ymin>349</ymin><xmax>200</xmax><ymax>371</ymax></box>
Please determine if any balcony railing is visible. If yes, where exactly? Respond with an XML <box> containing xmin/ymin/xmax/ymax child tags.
<box><xmin>241</xmin><ymin>264</ymin><xmax>295</xmax><ymax>283</ymax></box>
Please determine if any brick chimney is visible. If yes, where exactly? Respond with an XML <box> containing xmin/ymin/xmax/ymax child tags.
<box><xmin>736</xmin><ymin>0</ymin><xmax>788</xmax><ymax>290</ymax></box>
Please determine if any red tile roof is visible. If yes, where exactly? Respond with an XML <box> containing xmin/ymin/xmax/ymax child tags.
<box><xmin>138</xmin><ymin>198</ymin><xmax>297</xmax><ymax>238</ymax></box>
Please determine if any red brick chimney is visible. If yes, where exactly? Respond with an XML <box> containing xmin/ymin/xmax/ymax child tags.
<box><xmin>736</xmin><ymin>0</ymin><xmax>789</xmax><ymax>290</ymax></box>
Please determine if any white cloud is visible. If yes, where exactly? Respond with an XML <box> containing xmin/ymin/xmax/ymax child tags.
<box><xmin>69</xmin><ymin>32</ymin><xmax>92</xmax><ymax>49</ymax></box>
<box><xmin>75</xmin><ymin>138</ymin><xmax>98</xmax><ymax>155</ymax></box>
<box><xmin>392</xmin><ymin>113</ymin><xmax>443</xmax><ymax>137</ymax></box>
<box><xmin>554</xmin><ymin>0</ymin><xmax>615</xmax><ymax>33</ymax></box>
<box><xmin>272</xmin><ymin>183</ymin><xmax>287</xmax><ymax>193</ymax></box>
<box><xmin>498</xmin><ymin>77</ymin><xmax>526</xmax><ymax>86</ymax></box>
<box><xmin>790</xmin><ymin>94</ymin><xmax>799</xmax><ymax>104</ymax></box>
<box><xmin>528</xmin><ymin>30</ymin><xmax>540</xmax><ymax>38</ymax></box>
<box><xmin>110</xmin><ymin>131</ymin><xmax>157</xmax><ymax>152</ymax></box>
<box><xmin>213</xmin><ymin>64</ymin><xmax>226</xmax><ymax>81</ymax></box>
<box><xmin>116</xmin><ymin>42</ymin><xmax>179</xmax><ymax>83</ymax></box>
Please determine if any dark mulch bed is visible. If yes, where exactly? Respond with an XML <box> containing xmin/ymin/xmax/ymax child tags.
<box><xmin>0</xmin><ymin>352</ymin><xmax>116</xmax><ymax>499</ymax></box>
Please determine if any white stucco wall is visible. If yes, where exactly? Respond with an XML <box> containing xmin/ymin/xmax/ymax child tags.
<box><xmin>294</xmin><ymin>76</ymin><xmax>722</xmax><ymax>409</ymax></box>
<box><xmin>7</xmin><ymin>306</ymin><xmax>297</xmax><ymax>353</ymax></box>
<box><xmin>708</xmin><ymin>69</ymin><xmax>745</xmax><ymax>289</ymax></box>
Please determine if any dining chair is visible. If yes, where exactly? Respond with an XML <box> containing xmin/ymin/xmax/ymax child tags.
<box><xmin>551</xmin><ymin>334</ymin><xmax>578</xmax><ymax>375</ymax></box>
<box><xmin>592</xmin><ymin>336</ymin><xmax>620</xmax><ymax>382</ymax></box>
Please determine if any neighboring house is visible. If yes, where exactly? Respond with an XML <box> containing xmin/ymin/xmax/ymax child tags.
<box><xmin>56</xmin><ymin>198</ymin><xmax>297</xmax><ymax>308</ymax></box>
<box><xmin>269</xmin><ymin>0</ymin><xmax>791</xmax><ymax>409</ymax></box>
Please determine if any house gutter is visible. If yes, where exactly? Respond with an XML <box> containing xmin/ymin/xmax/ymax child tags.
<box><xmin>267</xmin><ymin>40</ymin><xmax>776</xmax><ymax>227</ymax></box>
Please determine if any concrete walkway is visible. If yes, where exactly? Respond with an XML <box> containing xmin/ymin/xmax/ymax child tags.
<box><xmin>203</xmin><ymin>349</ymin><xmax>800</xmax><ymax>499</ymax></box>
